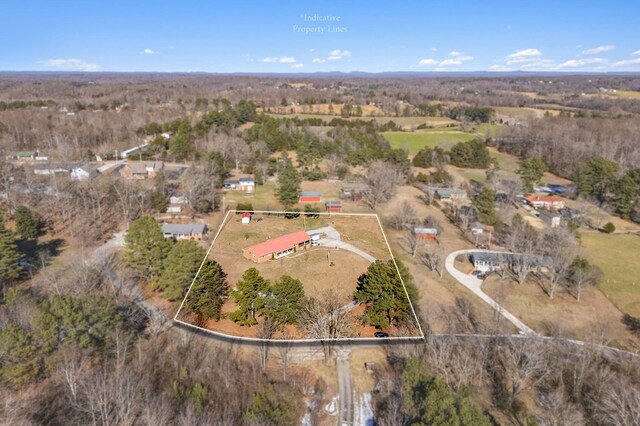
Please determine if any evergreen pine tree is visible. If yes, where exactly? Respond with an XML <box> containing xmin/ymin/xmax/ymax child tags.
<box><xmin>159</xmin><ymin>240</ymin><xmax>206</xmax><ymax>300</ymax></box>
<box><xmin>185</xmin><ymin>259</ymin><xmax>228</xmax><ymax>320</ymax></box>
<box><xmin>230</xmin><ymin>268</ymin><xmax>270</xmax><ymax>326</ymax></box>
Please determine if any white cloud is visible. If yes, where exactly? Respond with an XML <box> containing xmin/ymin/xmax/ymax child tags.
<box><xmin>262</xmin><ymin>56</ymin><xmax>296</xmax><ymax>63</ymax></box>
<box><xmin>632</xmin><ymin>50</ymin><xmax>640</xmax><ymax>56</ymax></box>
<box><xmin>449</xmin><ymin>51</ymin><xmax>463</xmax><ymax>56</ymax></box>
<box><xmin>308</xmin><ymin>48</ymin><xmax>315</xmax><ymax>52</ymax></box>
<box><xmin>582</xmin><ymin>45</ymin><xmax>615</xmax><ymax>54</ymax></box>
<box><xmin>558</xmin><ymin>58</ymin><xmax>607</xmax><ymax>68</ymax></box>
<box><xmin>39</xmin><ymin>58</ymin><xmax>99</xmax><ymax>71</ymax></box>
<box><xmin>429</xmin><ymin>47</ymin><xmax>438</xmax><ymax>52</ymax></box>
<box><xmin>312</xmin><ymin>58</ymin><xmax>326</xmax><ymax>63</ymax></box>
<box><xmin>439</xmin><ymin>55</ymin><xmax>472</xmax><ymax>66</ymax></box>
<box><xmin>418</xmin><ymin>58</ymin><xmax>438</xmax><ymax>65</ymax></box>
<box><xmin>327</xmin><ymin>49</ymin><xmax>351</xmax><ymax>61</ymax></box>
<box><xmin>612</xmin><ymin>57</ymin><xmax>640</xmax><ymax>67</ymax></box>
<box><xmin>507</xmin><ymin>48</ymin><xmax>542</xmax><ymax>59</ymax></box>
<box><xmin>140</xmin><ymin>48</ymin><xmax>159</xmax><ymax>55</ymax></box>
<box><xmin>439</xmin><ymin>59</ymin><xmax>462</xmax><ymax>66</ymax></box>
<box><xmin>291</xmin><ymin>63</ymin><xmax>304</xmax><ymax>69</ymax></box>
<box><xmin>490</xmin><ymin>64</ymin><xmax>512</xmax><ymax>71</ymax></box>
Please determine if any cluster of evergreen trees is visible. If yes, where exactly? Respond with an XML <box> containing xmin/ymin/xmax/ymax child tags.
<box><xmin>229</xmin><ymin>268</ymin><xmax>305</xmax><ymax>330</ymax></box>
<box><xmin>125</xmin><ymin>216</ymin><xmax>228</xmax><ymax>320</ymax></box>
<box><xmin>574</xmin><ymin>157</ymin><xmax>640</xmax><ymax>219</ymax></box>
<box><xmin>412</xmin><ymin>139</ymin><xmax>491</xmax><ymax>170</ymax></box>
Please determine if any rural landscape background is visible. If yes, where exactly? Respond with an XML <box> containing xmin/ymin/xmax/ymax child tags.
<box><xmin>1</xmin><ymin>1</ymin><xmax>640</xmax><ymax>425</ymax></box>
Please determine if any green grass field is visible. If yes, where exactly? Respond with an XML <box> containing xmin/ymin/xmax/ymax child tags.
<box><xmin>581</xmin><ymin>232</ymin><xmax>640</xmax><ymax>317</ymax></box>
<box><xmin>383</xmin><ymin>131</ymin><xmax>476</xmax><ymax>155</ymax></box>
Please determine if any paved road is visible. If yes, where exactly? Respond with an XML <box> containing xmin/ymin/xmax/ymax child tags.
<box><xmin>336</xmin><ymin>349</ymin><xmax>354</xmax><ymax>426</ymax></box>
<box><xmin>445</xmin><ymin>249</ymin><xmax>535</xmax><ymax>334</ymax></box>
<box><xmin>308</xmin><ymin>226</ymin><xmax>376</xmax><ymax>263</ymax></box>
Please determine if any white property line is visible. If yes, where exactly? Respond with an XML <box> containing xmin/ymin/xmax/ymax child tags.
<box><xmin>173</xmin><ymin>210</ymin><xmax>425</xmax><ymax>343</ymax></box>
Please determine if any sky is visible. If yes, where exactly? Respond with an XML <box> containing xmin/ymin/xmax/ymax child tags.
<box><xmin>2</xmin><ymin>0</ymin><xmax>640</xmax><ymax>73</ymax></box>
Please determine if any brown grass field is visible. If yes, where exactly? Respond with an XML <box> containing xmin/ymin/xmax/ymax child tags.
<box><xmin>178</xmin><ymin>212</ymin><xmax>418</xmax><ymax>339</ymax></box>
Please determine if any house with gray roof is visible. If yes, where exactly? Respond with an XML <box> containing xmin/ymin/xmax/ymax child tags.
<box><xmin>162</xmin><ymin>223</ymin><xmax>207</xmax><ymax>240</ymax></box>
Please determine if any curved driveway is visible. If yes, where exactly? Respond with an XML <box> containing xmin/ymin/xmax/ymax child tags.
<box><xmin>445</xmin><ymin>249</ymin><xmax>535</xmax><ymax>334</ymax></box>
<box><xmin>308</xmin><ymin>226</ymin><xmax>376</xmax><ymax>263</ymax></box>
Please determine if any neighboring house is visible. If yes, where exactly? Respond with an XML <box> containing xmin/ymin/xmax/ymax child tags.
<box><xmin>470</xmin><ymin>252</ymin><xmax>551</xmax><ymax>273</ymax></box>
<box><xmin>223</xmin><ymin>176</ymin><xmax>255</xmax><ymax>193</ymax></box>
<box><xmin>33</xmin><ymin>165</ymin><xmax>70</xmax><ymax>176</ymax></box>
<box><xmin>243</xmin><ymin>230</ymin><xmax>311</xmax><ymax>263</ymax></box>
<box><xmin>70</xmin><ymin>165</ymin><xmax>99</xmax><ymax>181</ymax></box>
<box><xmin>413</xmin><ymin>227</ymin><xmax>438</xmax><ymax>241</ymax></box>
<box><xmin>120</xmin><ymin>161</ymin><xmax>163</xmax><ymax>179</ymax></box>
<box><xmin>167</xmin><ymin>204</ymin><xmax>183</xmax><ymax>214</ymax></box>
<box><xmin>169</xmin><ymin>195</ymin><xmax>188</xmax><ymax>204</ymax></box>
<box><xmin>435</xmin><ymin>188</ymin><xmax>468</xmax><ymax>202</ymax></box>
<box><xmin>162</xmin><ymin>223</ymin><xmax>207</xmax><ymax>240</ymax></box>
<box><xmin>470</xmin><ymin>222</ymin><xmax>494</xmax><ymax>235</ymax></box>
<box><xmin>241</xmin><ymin>212</ymin><xmax>251</xmax><ymax>224</ymax></box>
<box><xmin>15</xmin><ymin>150</ymin><xmax>39</xmax><ymax>161</ymax></box>
<box><xmin>539</xmin><ymin>210</ymin><xmax>561</xmax><ymax>228</ymax></box>
<box><xmin>325</xmin><ymin>200</ymin><xmax>342</xmax><ymax>213</ymax></box>
<box><xmin>299</xmin><ymin>191</ymin><xmax>322</xmax><ymax>203</ymax></box>
<box><xmin>341</xmin><ymin>186</ymin><xmax>367</xmax><ymax>202</ymax></box>
<box><xmin>524</xmin><ymin>195</ymin><xmax>565</xmax><ymax>210</ymax></box>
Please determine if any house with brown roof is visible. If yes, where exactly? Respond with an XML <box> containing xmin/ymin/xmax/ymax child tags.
<box><xmin>243</xmin><ymin>230</ymin><xmax>311</xmax><ymax>263</ymax></box>
<box><xmin>119</xmin><ymin>161</ymin><xmax>163</xmax><ymax>180</ymax></box>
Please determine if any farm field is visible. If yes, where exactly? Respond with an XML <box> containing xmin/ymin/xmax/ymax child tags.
<box><xmin>581</xmin><ymin>232</ymin><xmax>640</xmax><ymax>318</ymax></box>
<box><xmin>383</xmin><ymin>131</ymin><xmax>476</xmax><ymax>155</ymax></box>
<box><xmin>266</xmin><ymin>113</ymin><xmax>458</xmax><ymax>128</ymax></box>
<box><xmin>177</xmin><ymin>213</ymin><xmax>419</xmax><ymax>339</ymax></box>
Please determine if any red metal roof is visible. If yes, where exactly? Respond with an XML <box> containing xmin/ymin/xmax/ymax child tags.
<box><xmin>245</xmin><ymin>230</ymin><xmax>311</xmax><ymax>258</ymax></box>
<box><xmin>241</xmin><ymin>212</ymin><xmax>251</xmax><ymax>218</ymax></box>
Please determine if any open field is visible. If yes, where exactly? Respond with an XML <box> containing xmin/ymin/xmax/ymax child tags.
<box><xmin>581</xmin><ymin>231</ymin><xmax>640</xmax><ymax>318</ymax></box>
<box><xmin>266</xmin><ymin>113</ymin><xmax>458</xmax><ymax>128</ymax></box>
<box><xmin>383</xmin><ymin>131</ymin><xmax>476</xmax><ymax>155</ymax></box>
<box><xmin>483</xmin><ymin>274</ymin><xmax>638</xmax><ymax>351</ymax></box>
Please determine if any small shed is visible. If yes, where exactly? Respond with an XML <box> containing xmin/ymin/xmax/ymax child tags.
<box><xmin>325</xmin><ymin>200</ymin><xmax>342</xmax><ymax>213</ymax></box>
<box><xmin>241</xmin><ymin>212</ymin><xmax>251</xmax><ymax>224</ymax></box>
<box><xmin>413</xmin><ymin>227</ymin><xmax>438</xmax><ymax>241</ymax></box>
<box><xmin>299</xmin><ymin>191</ymin><xmax>322</xmax><ymax>203</ymax></box>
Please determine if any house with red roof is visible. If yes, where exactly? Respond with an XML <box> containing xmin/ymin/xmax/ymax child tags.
<box><xmin>242</xmin><ymin>230</ymin><xmax>311</xmax><ymax>263</ymax></box>
<box><xmin>524</xmin><ymin>195</ymin><xmax>565</xmax><ymax>210</ymax></box>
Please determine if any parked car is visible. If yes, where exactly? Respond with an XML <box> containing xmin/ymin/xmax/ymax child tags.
<box><xmin>374</xmin><ymin>331</ymin><xmax>389</xmax><ymax>338</ymax></box>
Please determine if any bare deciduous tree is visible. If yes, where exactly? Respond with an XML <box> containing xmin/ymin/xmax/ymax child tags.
<box><xmin>365</xmin><ymin>160</ymin><xmax>404</xmax><ymax>208</ymax></box>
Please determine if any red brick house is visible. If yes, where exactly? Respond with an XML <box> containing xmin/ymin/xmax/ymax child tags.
<box><xmin>243</xmin><ymin>230</ymin><xmax>311</xmax><ymax>263</ymax></box>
